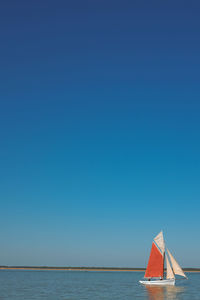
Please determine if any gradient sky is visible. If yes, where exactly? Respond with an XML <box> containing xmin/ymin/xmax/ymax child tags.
<box><xmin>0</xmin><ymin>1</ymin><xmax>200</xmax><ymax>267</ymax></box>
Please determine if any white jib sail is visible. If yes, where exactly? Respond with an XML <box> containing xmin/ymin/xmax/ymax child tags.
<box><xmin>167</xmin><ymin>249</ymin><xmax>187</xmax><ymax>278</ymax></box>
<box><xmin>166</xmin><ymin>255</ymin><xmax>175</xmax><ymax>279</ymax></box>
<box><xmin>154</xmin><ymin>231</ymin><xmax>165</xmax><ymax>254</ymax></box>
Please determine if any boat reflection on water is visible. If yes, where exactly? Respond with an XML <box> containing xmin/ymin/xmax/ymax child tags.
<box><xmin>145</xmin><ymin>286</ymin><xmax>164</xmax><ymax>300</ymax></box>
<box><xmin>165</xmin><ymin>286</ymin><xmax>185</xmax><ymax>299</ymax></box>
<box><xmin>145</xmin><ymin>285</ymin><xmax>185</xmax><ymax>300</ymax></box>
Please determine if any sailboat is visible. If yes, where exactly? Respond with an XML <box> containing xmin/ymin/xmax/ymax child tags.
<box><xmin>139</xmin><ymin>231</ymin><xmax>187</xmax><ymax>285</ymax></box>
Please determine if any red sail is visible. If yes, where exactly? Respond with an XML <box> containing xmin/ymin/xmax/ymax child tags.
<box><xmin>144</xmin><ymin>242</ymin><xmax>164</xmax><ymax>278</ymax></box>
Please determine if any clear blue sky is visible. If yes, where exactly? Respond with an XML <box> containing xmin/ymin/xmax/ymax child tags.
<box><xmin>0</xmin><ymin>1</ymin><xmax>200</xmax><ymax>267</ymax></box>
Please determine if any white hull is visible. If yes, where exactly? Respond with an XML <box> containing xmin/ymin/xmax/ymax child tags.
<box><xmin>139</xmin><ymin>279</ymin><xmax>175</xmax><ymax>286</ymax></box>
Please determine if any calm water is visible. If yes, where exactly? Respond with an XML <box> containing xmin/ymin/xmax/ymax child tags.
<box><xmin>0</xmin><ymin>270</ymin><xmax>199</xmax><ymax>299</ymax></box>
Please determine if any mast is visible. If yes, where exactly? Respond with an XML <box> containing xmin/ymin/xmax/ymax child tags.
<box><xmin>163</xmin><ymin>252</ymin><xmax>165</xmax><ymax>278</ymax></box>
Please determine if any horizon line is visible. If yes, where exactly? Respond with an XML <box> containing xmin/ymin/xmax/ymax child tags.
<box><xmin>0</xmin><ymin>266</ymin><xmax>200</xmax><ymax>272</ymax></box>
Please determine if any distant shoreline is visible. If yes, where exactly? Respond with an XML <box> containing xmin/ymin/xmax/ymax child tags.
<box><xmin>0</xmin><ymin>266</ymin><xmax>200</xmax><ymax>272</ymax></box>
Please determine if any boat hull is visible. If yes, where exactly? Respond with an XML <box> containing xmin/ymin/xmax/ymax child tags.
<box><xmin>139</xmin><ymin>279</ymin><xmax>175</xmax><ymax>286</ymax></box>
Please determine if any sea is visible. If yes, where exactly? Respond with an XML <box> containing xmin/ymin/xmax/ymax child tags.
<box><xmin>0</xmin><ymin>270</ymin><xmax>199</xmax><ymax>299</ymax></box>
